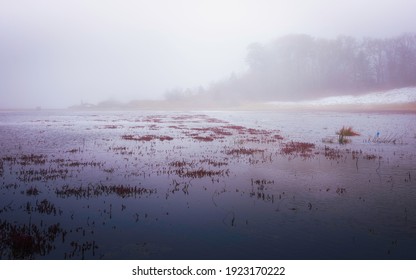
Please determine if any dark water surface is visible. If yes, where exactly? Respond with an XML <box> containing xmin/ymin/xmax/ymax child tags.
<box><xmin>0</xmin><ymin>110</ymin><xmax>415</xmax><ymax>259</ymax></box>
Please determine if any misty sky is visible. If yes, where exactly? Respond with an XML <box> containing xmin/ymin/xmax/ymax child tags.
<box><xmin>1</xmin><ymin>0</ymin><xmax>416</xmax><ymax>108</ymax></box>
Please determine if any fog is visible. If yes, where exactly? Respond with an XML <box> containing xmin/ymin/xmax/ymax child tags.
<box><xmin>1</xmin><ymin>0</ymin><xmax>416</xmax><ymax>109</ymax></box>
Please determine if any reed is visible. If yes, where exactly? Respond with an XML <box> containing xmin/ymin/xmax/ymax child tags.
<box><xmin>336</xmin><ymin>126</ymin><xmax>360</xmax><ymax>144</ymax></box>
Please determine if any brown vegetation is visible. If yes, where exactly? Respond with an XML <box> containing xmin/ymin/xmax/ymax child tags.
<box><xmin>121</xmin><ymin>134</ymin><xmax>174</xmax><ymax>141</ymax></box>
<box><xmin>281</xmin><ymin>141</ymin><xmax>315</xmax><ymax>158</ymax></box>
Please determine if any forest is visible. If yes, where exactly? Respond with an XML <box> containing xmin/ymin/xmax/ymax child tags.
<box><xmin>165</xmin><ymin>34</ymin><xmax>416</xmax><ymax>103</ymax></box>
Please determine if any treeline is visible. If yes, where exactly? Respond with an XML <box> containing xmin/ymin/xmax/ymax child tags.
<box><xmin>166</xmin><ymin>34</ymin><xmax>416</xmax><ymax>103</ymax></box>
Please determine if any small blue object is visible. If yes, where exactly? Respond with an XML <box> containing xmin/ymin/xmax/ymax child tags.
<box><xmin>376</xmin><ymin>132</ymin><xmax>380</xmax><ymax>137</ymax></box>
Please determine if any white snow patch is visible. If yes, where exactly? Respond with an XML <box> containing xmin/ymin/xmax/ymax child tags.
<box><xmin>268</xmin><ymin>87</ymin><xmax>416</xmax><ymax>107</ymax></box>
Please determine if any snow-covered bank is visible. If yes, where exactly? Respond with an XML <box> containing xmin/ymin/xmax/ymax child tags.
<box><xmin>266</xmin><ymin>87</ymin><xmax>416</xmax><ymax>111</ymax></box>
<box><xmin>309</xmin><ymin>87</ymin><xmax>416</xmax><ymax>105</ymax></box>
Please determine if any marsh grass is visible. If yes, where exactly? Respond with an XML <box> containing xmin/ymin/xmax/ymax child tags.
<box><xmin>336</xmin><ymin>126</ymin><xmax>360</xmax><ymax>144</ymax></box>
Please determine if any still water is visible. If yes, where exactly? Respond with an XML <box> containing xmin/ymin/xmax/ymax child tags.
<box><xmin>0</xmin><ymin>110</ymin><xmax>415</xmax><ymax>259</ymax></box>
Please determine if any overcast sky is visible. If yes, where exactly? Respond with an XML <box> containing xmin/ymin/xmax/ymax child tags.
<box><xmin>1</xmin><ymin>0</ymin><xmax>416</xmax><ymax>108</ymax></box>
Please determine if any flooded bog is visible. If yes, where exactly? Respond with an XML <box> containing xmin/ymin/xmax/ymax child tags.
<box><xmin>0</xmin><ymin>110</ymin><xmax>415</xmax><ymax>259</ymax></box>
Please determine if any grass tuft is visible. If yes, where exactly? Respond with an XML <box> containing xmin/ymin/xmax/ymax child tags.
<box><xmin>336</xmin><ymin>126</ymin><xmax>360</xmax><ymax>144</ymax></box>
